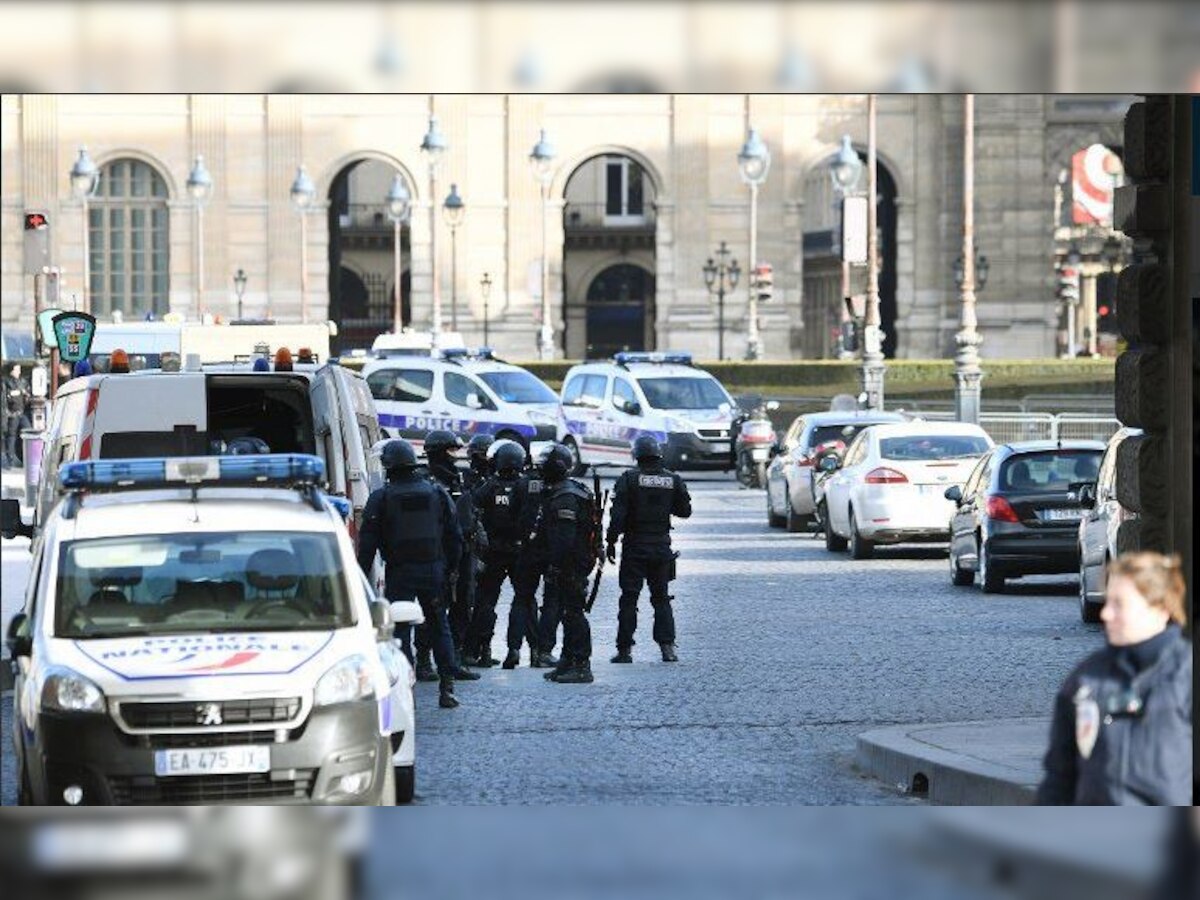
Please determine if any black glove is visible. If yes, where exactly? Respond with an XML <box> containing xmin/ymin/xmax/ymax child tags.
<box><xmin>605</xmin><ymin>541</ymin><xmax>617</xmax><ymax>564</ymax></box>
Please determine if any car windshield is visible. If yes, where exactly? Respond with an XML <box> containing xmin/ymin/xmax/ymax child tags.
<box><xmin>477</xmin><ymin>371</ymin><xmax>558</xmax><ymax>404</ymax></box>
<box><xmin>880</xmin><ymin>434</ymin><xmax>991</xmax><ymax>460</ymax></box>
<box><xmin>999</xmin><ymin>449</ymin><xmax>1102</xmax><ymax>492</ymax></box>
<box><xmin>638</xmin><ymin>377</ymin><xmax>729</xmax><ymax>410</ymax></box>
<box><xmin>54</xmin><ymin>531</ymin><xmax>355</xmax><ymax>638</ymax></box>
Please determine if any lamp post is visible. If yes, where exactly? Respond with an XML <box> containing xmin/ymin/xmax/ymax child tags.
<box><xmin>442</xmin><ymin>183</ymin><xmax>465</xmax><ymax>332</ymax></box>
<box><xmin>1065</xmin><ymin>243</ymin><xmax>1082</xmax><ymax>357</ymax></box>
<box><xmin>860</xmin><ymin>94</ymin><xmax>886</xmax><ymax>411</ymax></box>
<box><xmin>702</xmin><ymin>241</ymin><xmax>740</xmax><ymax>361</ymax></box>
<box><xmin>480</xmin><ymin>271</ymin><xmax>492</xmax><ymax>347</ymax></box>
<box><xmin>386</xmin><ymin>173</ymin><xmax>412</xmax><ymax>334</ymax></box>
<box><xmin>233</xmin><ymin>268</ymin><xmax>247</xmax><ymax>320</ymax></box>
<box><xmin>420</xmin><ymin>115</ymin><xmax>448</xmax><ymax>343</ymax></box>
<box><xmin>828</xmin><ymin>134</ymin><xmax>863</xmax><ymax>360</ymax></box>
<box><xmin>186</xmin><ymin>155</ymin><xmax>213</xmax><ymax>317</ymax></box>
<box><xmin>529</xmin><ymin>129</ymin><xmax>557</xmax><ymax>360</ymax></box>
<box><xmin>737</xmin><ymin>127</ymin><xmax>770</xmax><ymax>360</ymax></box>
<box><xmin>952</xmin><ymin>94</ymin><xmax>984</xmax><ymax>423</ymax></box>
<box><xmin>69</xmin><ymin>146</ymin><xmax>99</xmax><ymax>315</ymax></box>
<box><xmin>289</xmin><ymin>165</ymin><xmax>316</xmax><ymax>323</ymax></box>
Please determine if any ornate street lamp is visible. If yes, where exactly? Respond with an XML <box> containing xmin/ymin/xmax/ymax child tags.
<box><xmin>529</xmin><ymin>128</ymin><xmax>556</xmax><ymax>360</ymax></box>
<box><xmin>737</xmin><ymin>128</ymin><xmax>770</xmax><ymax>360</ymax></box>
<box><xmin>186</xmin><ymin>155</ymin><xmax>214</xmax><ymax>316</ymax></box>
<box><xmin>702</xmin><ymin>241</ymin><xmax>740</xmax><ymax>361</ymax></box>
<box><xmin>829</xmin><ymin>135</ymin><xmax>863</xmax><ymax>360</ymax></box>
<box><xmin>480</xmin><ymin>271</ymin><xmax>493</xmax><ymax>348</ymax></box>
<box><xmin>860</xmin><ymin>95</ymin><xmax>886</xmax><ymax>410</ymax></box>
<box><xmin>386</xmin><ymin>173</ymin><xmax>412</xmax><ymax>334</ymax></box>
<box><xmin>233</xmin><ymin>267</ymin><xmax>247</xmax><ymax>320</ymax></box>
<box><xmin>421</xmin><ymin>115</ymin><xmax>448</xmax><ymax>342</ymax></box>
<box><xmin>953</xmin><ymin>94</ymin><xmax>983</xmax><ymax>423</ymax></box>
<box><xmin>70</xmin><ymin>146</ymin><xmax>100</xmax><ymax>315</ymax></box>
<box><xmin>289</xmin><ymin>165</ymin><xmax>316</xmax><ymax>323</ymax></box>
<box><xmin>442</xmin><ymin>183</ymin><xmax>466</xmax><ymax>331</ymax></box>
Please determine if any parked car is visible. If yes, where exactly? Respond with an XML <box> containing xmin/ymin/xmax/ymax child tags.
<box><xmin>1077</xmin><ymin>426</ymin><xmax>1143</xmax><ymax>622</ymax></box>
<box><xmin>947</xmin><ymin>440</ymin><xmax>1104</xmax><ymax>594</ymax></box>
<box><xmin>821</xmin><ymin>422</ymin><xmax>993</xmax><ymax>558</ymax></box>
<box><xmin>765</xmin><ymin>410</ymin><xmax>907</xmax><ymax>532</ymax></box>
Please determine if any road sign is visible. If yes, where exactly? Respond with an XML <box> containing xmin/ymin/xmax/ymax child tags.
<box><xmin>51</xmin><ymin>312</ymin><xmax>97</xmax><ymax>364</ymax></box>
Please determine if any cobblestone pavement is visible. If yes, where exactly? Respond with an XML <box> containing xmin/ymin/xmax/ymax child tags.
<box><xmin>1</xmin><ymin>473</ymin><xmax>1104</xmax><ymax>805</ymax></box>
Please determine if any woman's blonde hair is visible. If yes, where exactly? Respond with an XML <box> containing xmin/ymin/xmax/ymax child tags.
<box><xmin>1108</xmin><ymin>552</ymin><xmax>1188</xmax><ymax>626</ymax></box>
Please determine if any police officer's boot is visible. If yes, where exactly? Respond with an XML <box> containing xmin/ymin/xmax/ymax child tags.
<box><xmin>438</xmin><ymin>675</ymin><xmax>459</xmax><ymax>709</ymax></box>
<box><xmin>415</xmin><ymin>649</ymin><xmax>438</xmax><ymax>682</ymax></box>
<box><xmin>460</xmin><ymin>645</ymin><xmax>481</xmax><ymax>666</ymax></box>
<box><xmin>502</xmin><ymin>648</ymin><xmax>520</xmax><ymax>670</ymax></box>
<box><xmin>530</xmin><ymin>648</ymin><xmax>558</xmax><ymax>668</ymax></box>
<box><xmin>554</xmin><ymin>660</ymin><xmax>594</xmax><ymax>684</ymax></box>
<box><xmin>610</xmin><ymin>648</ymin><xmax>633</xmax><ymax>664</ymax></box>
<box><xmin>544</xmin><ymin>654</ymin><xmax>573</xmax><ymax>681</ymax></box>
<box><xmin>451</xmin><ymin>663</ymin><xmax>480</xmax><ymax>681</ymax></box>
<box><xmin>659</xmin><ymin>642</ymin><xmax>678</xmax><ymax>662</ymax></box>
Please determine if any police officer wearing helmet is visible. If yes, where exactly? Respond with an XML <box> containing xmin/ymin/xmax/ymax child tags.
<box><xmin>507</xmin><ymin>444</ymin><xmax>557</xmax><ymax>668</ymax></box>
<box><xmin>420</xmin><ymin>430</ymin><xmax>483</xmax><ymax>682</ymax></box>
<box><xmin>461</xmin><ymin>439</ymin><xmax>527</xmax><ymax>667</ymax></box>
<box><xmin>606</xmin><ymin>434</ymin><xmax>692</xmax><ymax>663</ymax></box>
<box><xmin>536</xmin><ymin>443</ymin><xmax>598</xmax><ymax>684</ymax></box>
<box><xmin>356</xmin><ymin>439</ymin><xmax>465</xmax><ymax>709</ymax></box>
<box><xmin>463</xmin><ymin>433</ymin><xmax>495</xmax><ymax>491</ymax></box>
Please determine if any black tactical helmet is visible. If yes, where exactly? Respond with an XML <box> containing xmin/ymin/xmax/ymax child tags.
<box><xmin>493</xmin><ymin>441</ymin><xmax>527</xmax><ymax>476</ymax></box>
<box><xmin>225</xmin><ymin>436</ymin><xmax>271</xmax><ymax>455</ymax></box>
<box><xmin>467</xmin><ymin>433</ymin><xmax>495</xmax><ymax>461</ymax></box>
<box><xmin>381</xmin><ymin>439</ymin><xmax>419</xmax><ymax>471</ymax></box>
<box><xmin>541</xmin><ymin>443</ymin><xmax>574</xmax><ymax>482</ymax></box>
<box><xmin>424</xmin><ymin>430</ymin><xmax>463</xmax><ymax>455</ymax></box>
<box><xmin>631</xmin><ymin>434</ymin><xmax>663</xmax><ymax>461</ymax></box>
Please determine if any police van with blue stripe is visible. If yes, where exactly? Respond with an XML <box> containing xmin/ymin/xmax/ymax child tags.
<box><xmin>558</xmin><ymin>353</ymin><xmax>738</xmax><ymax>473</ymax></box>
<box><xmin>361</xmin><ymin>348</ymin><xmax>561</xmax><ymax>457</ymax></box>
<box><xmin>1</xmin><ymin>454</ymin><xmax>419</xmax><ymax>806</ymax></box>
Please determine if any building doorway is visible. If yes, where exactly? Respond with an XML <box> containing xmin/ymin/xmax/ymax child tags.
<box><xmin>584</xmin><ymin>264</ymin><xmax>655</xmax><ymax>359</ymax></box>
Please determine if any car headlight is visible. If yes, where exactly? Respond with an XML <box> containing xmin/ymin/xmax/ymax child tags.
<box><xmin>314</xmin><ymin>655</ymin><xmax>374</xmax><ymax>707</ymax></box>
<box><xmin>528</xmin><ymin>409</ymin><xmax>557</xmax><ymax>426</ymax></box>
<box><xmin>41</xmin><ymin>666</ymin><xmax>105</xmax><ymax>714</ymax></box>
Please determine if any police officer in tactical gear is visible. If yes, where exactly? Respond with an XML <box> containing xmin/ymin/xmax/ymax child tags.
<box><xmin>536</xmin><ymin>443</ymin><xmax>598</xmax><ymax>684</ymax></box>
<box><xmin>606</xmin><ymin>435</ymin><xmax>692</xmax><ymax>663</ymax></box>
<box><xmin>461</xmin><ymin>440</ymin><xmax>528</xmax><ymax>667</ymax></box>
<box><xmin>507</xmin><ymin>445</ymin><xmax>557</xmax><ymax>668</ymax></box>
<box><xmin>464</xmin><ymin>433</ymin><xmax>495</xmax><ymax>490</ymax></box>
<box><xmin>420</xmin><ymin>430</ymin><xmax>482</xmax><ymax>682</ymax></box>
<box><xmin>357</xmin><ymin>439</ymin><xmax>465</xmax><ymax>709</ymax></box>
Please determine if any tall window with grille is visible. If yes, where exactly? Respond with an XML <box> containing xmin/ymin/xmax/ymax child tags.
<box><xmin>88</xmin><ymin>159</ymin><xmax>170</xmax><ymax>317</ymax></box>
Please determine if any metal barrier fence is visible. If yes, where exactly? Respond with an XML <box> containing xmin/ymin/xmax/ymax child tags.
<box><xmin>909</xmin><ymin>411</ymin><xmax>1120</xmax><ymax>444</ymax></box>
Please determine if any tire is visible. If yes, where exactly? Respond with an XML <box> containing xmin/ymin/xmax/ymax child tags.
<box><xmin>562</xmin><ymin>437</ymin><xmax>585</xmax><ymax>475</ymax></box>
<box><xmin>394</xmin><ymin>765</ymin><xmax>415</xmax><ymax>804</ymax></box>
<box><xmin>950</xmin><ymin>544</ymin><xmax>973</xmax><ymax>586</ymax></box>
<box><xmin>978</xmin><ymin>539</ymin><xmax>1004</xmax><ymax>594</ymax></box>
<box><xmin>849</xmin><ymin>509</ymin><xmax>874</xmax><ymax>560</ymax></box>
<box><xmin>823</xmin><ymin>503</ymin><xmax>848</xmax><ymax>552</ymax></box>
<box><xmin>766</xmin><ymin>491</ymin><xmax>786</xmax><ymax>528</ymax></box>
<box><xmin>754</xmin><ymin>460</ymin><xmax>768</xmax><ymax>488</ymax></box>
<box><xmin>377</xmin><ymin>760</ymin><xmax>396</xmax><ymax>806</ymax></box>
<box><xmin>1079</xmin><ymin>560</ymin><xmax>1102</xmax><ymax>623</ymax></box>
<box><xmin>786</xmin><ymin>500</ymin><xmax>809</xmax><ymax>534</ymax></box>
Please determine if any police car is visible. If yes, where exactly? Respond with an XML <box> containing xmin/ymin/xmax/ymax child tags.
<box><xmin>558</xmin><ymin>352</ymin><xmax>738</xmax><ymax>472</ymax></box>
<box><xmin>2</xmin><ymin>453</ymin><xmax>419</xmax><ymax>806</ymax></box>
<box><xmin>361</xmin><ymin>348</ymin><xmax>560</xmax><ymax>457</ymax></box>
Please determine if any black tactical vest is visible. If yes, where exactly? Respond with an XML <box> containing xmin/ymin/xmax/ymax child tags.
<box><xmin>628</xmin><ymin>467</ymin><xmax>675</xmax><ymax>536</ymax></box>
<box><xmin>384</xmin><ymin>479</ymin><xmax>442</xmax><ymax>564</ymax></box>
<box><xmin>481</xmin><ymin>476</ymin><xmax>521</xmax><ymax>542</ymax></box>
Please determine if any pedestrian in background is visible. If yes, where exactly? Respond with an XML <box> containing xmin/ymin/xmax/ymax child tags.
<box><xmin>3</xmin><ymin>364</ymin><xmax>30</xmax><ymax>469</ymax></box>
<box><xmin>1037</xmin><ymin>551</ymin><xmax>1192</xmax><ymax>805</ymax></box>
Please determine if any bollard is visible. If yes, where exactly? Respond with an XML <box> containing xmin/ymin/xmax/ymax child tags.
<box><xmin>21</xmin><ymin>429</ymin><xmax>43</xmax><ymax>510</ymax></box>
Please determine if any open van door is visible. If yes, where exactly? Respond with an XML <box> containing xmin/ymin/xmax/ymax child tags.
<box><xmin>310</xmin><ymin>366</ymin><xmax>350</xmax><ymax>502</ymax></box>
<box><xmin>312</xmin><ymin>364</ymin><xmax>382</xmax><ymax>539</ymax></box>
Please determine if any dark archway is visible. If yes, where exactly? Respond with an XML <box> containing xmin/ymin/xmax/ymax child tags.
<box><xmin>339</xmin><ymin>268</ymin><xmax>369</xmax><ymax>319</ymax></box>
<box><xmin>584</xmin><ymin>264</ymin><xmax>655</xmax><ymax>359</ymax></box>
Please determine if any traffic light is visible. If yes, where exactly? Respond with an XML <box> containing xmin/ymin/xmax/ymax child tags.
<box><xmin>753</xmin><ymin>264</ymin><xmax>773</xmax><ymax>302</ymax></box>
<box><xmin>1056</xmin><ymin>266</ymin><xmax>1079</xmax><ymax>306</ymax></box>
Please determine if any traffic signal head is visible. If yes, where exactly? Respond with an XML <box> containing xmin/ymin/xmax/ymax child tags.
<box><xmin>753</xmin><ymin>264</ymin><xmax>773</xmax><ymax>302</ymax></box>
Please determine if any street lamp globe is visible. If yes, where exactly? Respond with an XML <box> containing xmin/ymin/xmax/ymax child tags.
<box><xmin>976</xmin><ymin>254</ymin><xmax>990</xmax><ymax>291</ymax></box>
<box><xmin>702</xmin><ymin>258</ymin><xmax>717</xmax><ymax>289</ymax></box>
<box><xmin>233</xmin><ymin>268</ymin><xmax>248</xmax><ymax>297</ymax></box>
<box><xmin>737</xmin><ymin>128</ymin><xmax>771</xmax><ymax>185</ymax></box>
<box><xmin>480</xmin><ymin>272</ymin><xmax>492</xmax><ymax>297</ymax></box>
<box><xmin>386</xmin><ymin>174</ymin><xmax>411</xmax><ymax>223</ymax></box>
<box><xmin>186</xmin><ymin>155</ymin><xmax>213</xmax><ymax>206</ymax></box>
<box><xmin>289</xmin><ymin>165</ymin><xmax>316</xmax><ymax>210</ymax></box>
<box><xmin>528</xmin><ymin>128</ymin><xmax>556</xmax><ymax>186</ymax></box>
<box><xmin>70</xmin><ymin>146</ymin><xmax>99</xmax><ymax>199</ymax></box>
<box><xmin>420</xmin><ymin>115</ymin><xmax>448</xmax><ymax>171</ymax></box>
<box><xmin>442</xmin><ymin>183</ymin><xmax>465</xmax><ymax>228</ymax></box>
<box><xmin>728</xmin><ymin>258</ymin><xmax>741</xmax><ymax>289</ymax></box>
<box><xmin>829</xmin><ymin>134</ymin><xmax>862</xmax><ymax>192</ymax></box>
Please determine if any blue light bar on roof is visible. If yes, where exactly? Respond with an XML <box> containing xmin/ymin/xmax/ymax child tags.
<box><xmin>439</xmin><ymin>346</ymin><xmax>495</xmax><ymax>361</ymax></box>
<box><xmin>59</xmin><ymin>454</ymin><xmax>326</xmax><ymax>492</ymax></box>
<box><xmin>614</xmin><ymin>351</ymin><xmax>693</xmax><ymax>366</ymax></box>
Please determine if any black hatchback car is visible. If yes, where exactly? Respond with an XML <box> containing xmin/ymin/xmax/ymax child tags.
<box><xmin>946</xmin><ymin>440</ymin><xmax>1104</xmax><ymax>593</ymax></box>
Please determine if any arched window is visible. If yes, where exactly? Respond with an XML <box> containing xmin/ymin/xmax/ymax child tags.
<box><xmin>89</xmin><ymin>159</ymin><xmax>170</xmax><ymax>317</ymax></box>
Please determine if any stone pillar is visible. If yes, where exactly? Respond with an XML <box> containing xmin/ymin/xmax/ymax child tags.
<box><xmin>1079</xmin><ymin>269</ymin><xmax>1098</xmax><ymax>356</ymax></box>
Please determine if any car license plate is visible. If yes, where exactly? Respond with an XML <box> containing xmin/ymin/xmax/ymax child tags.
<box><xmin>154</xmin><ymin>746</ymin><xmax>270</xmax><ymax>777</ymax></box>
<box><xmin>1040</xmin><ymin>508</ymin><xmax>1080</xmax><ymax>522</ymax></box>
<box><xmin>708</xmin><ymin>442</ymin><xmax>730</xmax><ymax>453</ymax></box>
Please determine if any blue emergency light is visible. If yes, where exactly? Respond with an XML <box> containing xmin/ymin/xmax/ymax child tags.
<box><xmin>60</xmin><ymin>453</ymin><xmax>326</xmax><ymax>491</ymax></box>
<box><xmin>614</xmin><ymin>351</ymin><xmax>693</xmax><ymax>367</ymax></box>
<box><xmin>439</xmin><ymin>346</ymin><xmax>495</xmax><ymax>361</ymax></box>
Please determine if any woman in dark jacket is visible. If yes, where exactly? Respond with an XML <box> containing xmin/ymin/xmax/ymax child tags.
<box><xmin>1037</xmin><ymin>551</ymin><xmax>1192</xmax><ymax>805</ymax></box>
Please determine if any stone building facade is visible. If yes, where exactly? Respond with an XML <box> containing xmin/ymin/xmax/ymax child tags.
<box><xmin>0</xmin><ymin>93</ymin><xmax>1131</xmax><ymax>360</ymax></box>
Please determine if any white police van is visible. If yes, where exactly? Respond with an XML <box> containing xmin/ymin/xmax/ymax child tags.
<box><xmin>361</xmin><ymin>348</ymin><xmax>560</xmax><ymax>457</ymax></box>
<box><xmin>2</xmin><ymin>453</ymin><xmax>419</xmax><ymax>806</ymax></box>
<box><xmin>559</xmin><ymin>352</ymin><xmax>738</xmax><ymax>472</ymax></box>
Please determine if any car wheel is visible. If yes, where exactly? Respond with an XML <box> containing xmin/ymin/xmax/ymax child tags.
<box><xmin>1079</xmin><ymin>560</ymin><xmax>1102</xmax><ymax>623</ymax></box>
<box><xmin>849</xmin><ymin>508</ymin><xmax>874</xmax><ymax>560</ymax></box>
<box><xmin>394</xmin><ymin>765</ymin><xmax>415</xmax><ymax>804</ymax></box>
<box><xmin>785</xmin><ymin>499</ymin><xmax>810</xmax><ymax>533</ymax></box>
<box><xmin>766</xmin><ymin>490</ymin><xmax>786</xmax><ymax>528</ymax></box>
<box><xmin>950</xmin><ymin>544</ymin><xmax>973</xmax><ymax>586</ymax></box>
<box><xmin>562</xmin><ymin>437</ymin><xmax>585</xmax><ymax>476</ymax></box>
<box><xmin>978</xmin><ymin>539</ymin><xmax>1004</xmax><ymax>593</ymax></box>
<box><xmin>823</xmin><ymin>502</ymin><xmax>847</xmax><ymax>551</ymax></box>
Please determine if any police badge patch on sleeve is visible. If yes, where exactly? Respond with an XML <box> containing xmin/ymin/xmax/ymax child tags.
<box><xmin>1073</xmin><ymin>685</ymin><xmax>1100</xmax><ymax>760</ymax></box>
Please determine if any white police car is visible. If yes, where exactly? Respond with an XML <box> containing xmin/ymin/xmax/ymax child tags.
<box><xmin>361</xmin><ymin>347</ymin><xmax>560</xmax><ymax>457</ymax></box>
<box><xmin>2</xmin><ymin>453</ymin><xmax>419</xmax><ymax>806</ymax></box>
<box><xmin>559</xmin><ymin>352</ymin><xmax>738</xmax><ymax>472</ymax></box>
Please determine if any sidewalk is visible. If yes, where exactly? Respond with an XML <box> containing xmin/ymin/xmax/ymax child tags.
<box><xmin>857</xmin><ymin>717</ymin><xmax>1048</xmax><ymax>805</ymax></box>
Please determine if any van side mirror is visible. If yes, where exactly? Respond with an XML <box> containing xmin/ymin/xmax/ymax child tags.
<box><xmin>944</xmin><ymin>485</ymin><xmax>963</xmax><ymax>504</ymax></box>
<box><xmin>1</xmin><ymin>498</ymin><xmax>32</xmax><ymax>540</ymax></box>
<box><xmin>369</xmin><ymin>600</ymin><xmax>393</xmax><ymax>633</ymax></box>
<box><xmin>6</xmin><ymin>612</ymin><xmax>31</xmax><ymax>658</ymax></box>
<box><xmin>1074</xmin><ymin>482</ymin><xmax>1096</xmax><ymax>510</ymax></box>
<box><xmin>766</xmin><ymin>400</ymin><xmax>780</xmax><ymax>411</ymax></box>
<box><xmin>389</xmin><ymin>600</ymin><xmax>425</xmax><ymax>626</ymax></box>
<box><xmin>466</xmin><ymin>393</ymin><xmax>483</xmax><ymax>410</ymax></box>
<box><xmin>626</xmin><ymin>401</ymin><xmax>642</xmax><ymax>417</ymax></box>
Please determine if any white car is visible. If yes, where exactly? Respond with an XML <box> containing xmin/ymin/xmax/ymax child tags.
<box><xmin>2</xmin><ymin>453</ymin><xmax>419</xmax><ymax>806</ymax></box>
<box><xmin>821</xmin><ymin>421</ymin><xmax>993</xmax><ymax>558</ymax></box>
